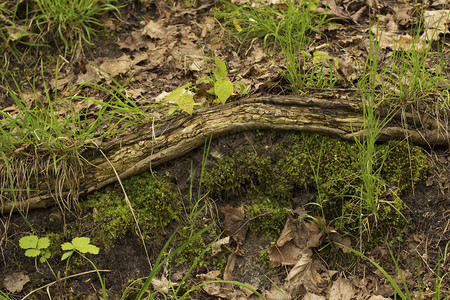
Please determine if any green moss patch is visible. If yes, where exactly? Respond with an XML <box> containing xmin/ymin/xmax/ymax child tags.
<box><xmin>82</xmin><ymin>172</ymin><xmax>181</xmax><ymax>248</ymax></box>
<box><xmin>204</xmin><ymin>133</ymin><xmax>428</xmax><ymax>247</ymax></box>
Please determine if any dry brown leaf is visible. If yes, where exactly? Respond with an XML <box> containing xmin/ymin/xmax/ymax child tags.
<box><xmin>367</xmin><ymin>295</ymin><xmax>392</xmax><ymax>300</ymax></box>
<box><xmin>303</xmin><ymin>292</ymin><xmax>326</xmax><ymax>300</ymax></box>
<box><xmin>99</xmin><ymin>54</ymin><xmax>133</xmax><ymax>79</ymax></box>
<box><xmin>421</xmin><ymin>10</ymin><xmax>450</xmax><ymax>41</ymax></box>
<box><xmin>304</xmin><ymin>220</ymin><xmax>324</xmax><ymax>248</ymax></box>
<box><xmin>277</xmin><ymin>215</ymin><xmax>301</xmax><ymax>247</ymax></box>
<box><xmin>320</xmin><ymin>0</ymin><xmax>354</xmax><ymax>22</ymax></box>
<box><xmin>211</xmin><ymin>236</ymin><xmax>230</xmax><ymax>256</ymax></box>
<box><xmin>262</xmin><ymin>286</ymin><xmax>290</xmax><ymax>299</ymax></box>
<box><xmin>370</xmin><ymin>26</ymin><xmax>426</xmax><ymax>51</ymax></box>
<box><xmin>142</xmin><ymin>20</ymin><xmax>168</xmax><ymax>39</ymax></box>
<box><xmin>327</xmin><ymin>277</ymin><xmax>355</xmax><ymax>300</ymax></box>
<box><xmin>7</xmin><ymin>25</ymin><xmax>30</xmax><ymax>41</ymax></box>
<box><xmin>285</xmin><ymin>252</ymin><xmax>327</xmax><ymax>294</ymax></box>
<box><xmin>395</xmin><ymin>7</ymin><xmax>413</xmax><ymax>26</ymax></box>
<box><xmin>197</xmin><ymin>270</ymin><xmax>235</xmax><ymax>298</ymax></box>
<box><xmin>171</xmin><ymin>42</ymin><xmax>204</xmax><ymax>70</ymax></box>
<box><xmin>338</xmin><ymin>35</ymin><xmax>364</xmax><ymax>47</ymax></box>
<box><xmin>198</xmin><ymin>16</ymin><xmax>216</xmax><ymax>38</ymax></box>
<box><xmin>3</xmin><ymin>272</ymin><xmax>30</xmax><ymax>293</ymax></box>
<box><xmin>268</xmin><ymin>215</ymin><xmax>326</xmax><ymax>267</ymax></box>
<box><xmin>328</xmin><ymin>230</ymin><xmax>352</xmax><ymax>253</ymax></box>
<box><xmin>352</xmin><ymin>6</ymin><xmax>367</xmax><ymax>23</ymax></box>
<box><xmin>76</xmin><ymin>63</ymin><xmax>101</xmax><ymax>84</ymax></box>
<box><xmin>151</xmin><ymin>276</ymin><xmax>170</xmax><ymax>294</ymax></box>
<box><xmin>268</xmin><ymin>240</ymin><xmax>307</xmax><ymax>267</ymax></box>
<box><xmin>223</xmin><ymin>252</ymin><xmax>236</xmax><ymax>281</ymax></box>
<box><xmin>337</xmin><ymin>56</ymin><xmax>359</xmax><ymax>83</ymax></box>
<box><xmin>220</xmin><ymin>205</ymin><xmax>247</xmax><ymax>245</ymax></box>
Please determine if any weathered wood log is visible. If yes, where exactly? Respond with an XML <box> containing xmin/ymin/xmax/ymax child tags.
<box><xmin>1</xmin><ymin>95</ymin><xmax>448</xmax><ymax>213</ymax></box>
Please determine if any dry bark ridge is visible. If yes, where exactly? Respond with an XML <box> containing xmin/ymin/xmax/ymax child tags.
<box><xmin>1</xmin><ymin>95</ymin><xmax>448</xmax><ymax>213</ymax></box>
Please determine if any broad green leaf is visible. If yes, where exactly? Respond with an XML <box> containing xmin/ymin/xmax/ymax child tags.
<box><xmin>215</xmin><ymin>79</ymin><xmax>233</xmax><ymax>104</ymax></box>
<box><xmin>61</xmin><ymin>242</ymin><xmax>75</xmax><ymax>251</ymax></box>
<box><xmin>164</xmin><ymin>83</ymin><xmax>192</xmax><ymax>102</ymax></box>
<box><xmin>235</xmin><ymin>81</ymin><xmax>247</xmax><ymax>95</ymax></box>
<box><xmin>207</xmin><ymin>86</ymin><xmax>215</xmax><ymax>95</ymax></box>
<box><xmin>42</xmin><ymin>250</ymin><xmax>51</xmax><ymax>259</ymax></box>
<box><xmin>24</xmin><ymin>249</ymin><xmax>40</xmax><ymax>257</ymax></box>
<box><xmin>301</xmin><ymin>50</ymin><xmax>312</xmax><ymax>59</ymax></box>
<box><xmin>61</xmin><ymin>251</ymin><xmax>73</xmax><ymax>261</ymax></box>
<box><xmin>71</xmin><ymin>237</ymin><xmax>91</xmax><ymax>249</ymax></box>
<box><xmin>37</xmin><ymin>237</ymin><xmax>50</xmax><ymax>250</ymax></box>
<box><xmin>64</xmin><ymin>237</ymin><xmax>100</xmax><ymax>254</ymax></box>
<box><xmin>81</xmin><ymin>244</ymin><xmax>100</xmax><ymax>255</ymax></box>
<box><xmin>176</xmin><ymin>92</ymin><xmax>195</xmax><ymax>115</ymax></box>
<box><xmin>39</xmin><ymin>251</ymin><xmax>51</xmax><ymax>263</ymax></box>
<box><xmin>19</xmin><ymin>235</ymin><xmax>38</xmax><ymax>250</ymax></box>
<box><xmin>214</xmin><ymin>56</ymin><xmax>228</xmax><ymax>81</ymax></box>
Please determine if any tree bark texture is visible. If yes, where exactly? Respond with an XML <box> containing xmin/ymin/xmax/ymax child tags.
<box><xmin>1</xmin><ymin>95</ymin><xmax>448</xmax><ymax>213</ymax></box>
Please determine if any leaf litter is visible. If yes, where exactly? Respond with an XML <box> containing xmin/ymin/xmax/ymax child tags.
<box><xmin>1</xmin><ymin>0</ymin><xmax>449</xmax><ymax>298</ymax></box>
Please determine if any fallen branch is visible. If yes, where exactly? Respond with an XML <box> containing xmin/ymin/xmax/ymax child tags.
<box><xmin>1</xmin><ymin>95</ymin><xmax>448</xmax><ymax>213</ymax></box>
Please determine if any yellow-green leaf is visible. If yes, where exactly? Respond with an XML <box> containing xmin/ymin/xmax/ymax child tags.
<box><xmin>37</xmin><ymin>237</ymin><xmax>50</xmax><ymax>250</ymax></box>
<box><xmin>215</xmin><ymin>79</ymin><xmax>233</xmax><ymax>104</ymax></box>
<box><xmin>61</xmin><ymin>242</ymin><xmax>74</xmax><ymax>251</ymax></box>
<box><xmin>235</xmin><ymin>81</ymin><xmax>247</xmax><ymax>95</ymax></box>
<box><xmin>24</xmin><ymin>249</ymin><xmax>40</xmax><ymax>257</ymax></box>
<box><xmin>164</xmin><ymin>83</ymin><xmax>192</xmax><ymax>102</ymax></box>
<box><xmin>214</xmin><ymin>56</ymin><xmax>228</xmax><ymax>81</ymax></box>
<box><xmin>176</xmin><ymin>92</ymin><xmax>195</xmax><ymax>115</ymax></box>
<box><xmin>61</xmin><ymin>251</ymin><xmax>73</xmax><ymax>261</ymax></box>
<box><xmin>19</xmin><ymin>235</ymin><xmax>38</xmax><ymax>250</ymax></box>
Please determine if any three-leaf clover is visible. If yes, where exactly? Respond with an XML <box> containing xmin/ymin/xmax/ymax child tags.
<box><xmin>19</xmin><ymin>235</ymin><xmax>51</xmax><ymax>263</ymax></box>
<box><xmin>61</xmin><ymin>237</ymin><xmax>100</xmax><ymax>261</ymax></box>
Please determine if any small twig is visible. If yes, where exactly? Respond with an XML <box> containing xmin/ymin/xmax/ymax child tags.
<box><xmin>230</xmin><ymin>211</ymin><xmax>273</xmax><ymax>237</ymax></box>
<box><xmin>21</xmin><ymin>269</ymin><xmax>111</xmax><ymax>300</ymax></box>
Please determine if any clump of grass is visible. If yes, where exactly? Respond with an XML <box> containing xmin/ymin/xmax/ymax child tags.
<box><xmin>30</xmin><ymin>0</ymin><xmax>120</xmax><ymax>55</ymax></box>
<box><xmin>0</xmin><ymin>62</ymin><xmax>161</xmax><ymax>159</ymax></box>
<box><xmin>218</xmin><ymin>0</ymin><xmax>332</xmax><ymax>93</ymax></box>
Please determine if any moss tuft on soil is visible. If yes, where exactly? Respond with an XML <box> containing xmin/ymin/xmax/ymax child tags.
<box><xmin>204</xmin><ymin>133</ymin><xmax>428</xmax><ymax>247</ymax></box>
<box><xmin>81</xmin><ymin>172</ymin><xmax>181</xmax><ymax>249</ymax></box>
<box><xmin>174</xmin><ymin>226</ymin><xmax>228</xmax><ymax>272</ymax></box>
<box><xmin>380</xmin><ymin>140</ymin><xmax>429</xmax><ymax>191</ymax></box>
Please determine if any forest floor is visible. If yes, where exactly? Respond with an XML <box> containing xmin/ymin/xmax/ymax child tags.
<box><xmin>1</xmin><ymin>0</ymin><xmax>449</xmax><ymax>299</ymax></box>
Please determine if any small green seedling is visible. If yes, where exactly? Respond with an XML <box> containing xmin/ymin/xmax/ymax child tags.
<box><xmin>61</xmin><ymin>237</ymin><xmax>99</xmax><ymax>261</ymax></box>
<box><xmin>19</xmin><ymin>235</ymin><xmax>51</xmax><ymax>263</ymax></box>
<box><xmin>165</xmin><ymin>56</ymin><xmax>247</xmax><ymax>115</ymax></box>
<box><xmin>201</xmin><ymin>56</ymin><xmax>247</xmax><ymax>104</ymax></box>
<box><xmin>206</xmin><ymin>56</ymin><xmax>234</xmax><ymax>104</ymax></box>
<box><xmin>61</xmin><ymin>237</ymin><xmax>106</xmax><ymax>298</ymax></box>
<box><xmin>165</xmin><ymin>82</ymin><xmax>199</xmax><ymax>115</ymax></box>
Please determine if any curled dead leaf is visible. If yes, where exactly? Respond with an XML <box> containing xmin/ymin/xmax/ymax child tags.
<box><xmin>3</xmin><ymin>272</ymin><xmax>30</xmax><ymax>293</ymax></box>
